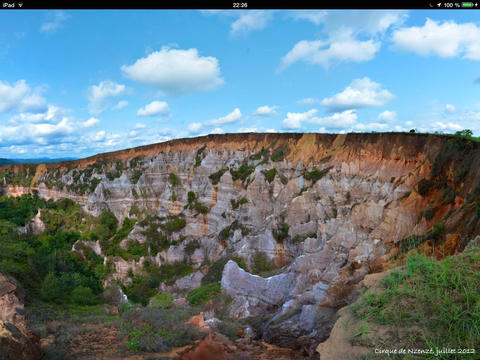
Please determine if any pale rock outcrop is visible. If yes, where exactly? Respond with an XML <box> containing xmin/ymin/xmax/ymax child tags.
<box><xmin>221</xmin><ymin>260</ymin><xmax>296</xmax><ymax>318</ymax></box>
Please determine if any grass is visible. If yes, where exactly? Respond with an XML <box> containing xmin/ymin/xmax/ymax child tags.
<box><xmin>187</xmin><ymin>283</ymin><xmax>221</xmax><ymax>306</ymax></box>
<box><xmin>351</xmin><ymin>248</ymin><xmax>480</xmax><ymax>358</ymax></box>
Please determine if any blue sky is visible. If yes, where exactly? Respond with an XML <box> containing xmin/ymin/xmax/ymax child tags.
<box><xmin>1</xmin><ymin>10</ymin><xmax>480</xmax><ymax>158</ymax></box>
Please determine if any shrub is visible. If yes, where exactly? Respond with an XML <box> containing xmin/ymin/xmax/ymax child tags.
<box><xmin>272</xmin><ymin>222</ymin><xmax>289</xmax><ymax>243</ymax></box>
<box><xmin>41</xmin><ymin>273</ymin><xmax>65</xmax><ymax>303</ymax></box>
<box><xmin>163</xmin><ymin>217</ymin><xmax>186</xmax><ymax>232</ymax></box>
<box><xmin>194</xmin><ymin>145</ymin><xmax>207</xmax><ymax>167</ymax></box>
<box><xmin>168</xmin><ymin>173</ymin><xmax>181</xmax><ymax>187</ymax></box>
<box><xmin>251</xmin><ymin>147</ymin><xmax>269</xmax><ymax>161</ymax></box>
<box><xmin>209</xmin><ymin>168</ymin><xmax>227</xmax><ymax>185</ymax></box>
<box><xmin>201</xmin><ymin>257</ymin><xmax>229</xmax><ymax>285</ymax></box>
<box><xmin>187</xmin><ymin>191</ymin><xmax>196</xmax><ymax>203</ymax></box>
<box><xmin>187</xmin><ymin>283</ymin><xmax>221</xmax><ymax>306</ymax></box>
<box><xmin>231</xmin><ymin>197</ymin><xmax>248</xmax><ymax>210</ymax></box>
<box><xmin>130</xmin><ymin>170</ymin><xmax>143</xmax><ymax>184</ymax></box>
<box><xmin>416</xmin><ymin>179</ymin><xmax>434</xmax><ymax>196</ymax></box>
<box><xmin>251</xmin><ymin>250</ymin><xmax>276</xmax><ymax>275</ymax></box>
<box><xmin>149</xmin><ymin>292</ymin><xmax>174</xmax><ymax>309</ymax></box>
<box><xmin>263</xmin><ymin>168</ymin><xmax>277</xmax><ymax>183</ymax></box>
<box><xmin>184</xmin><ymin>239</ymin><xmax>201</xmax><ymax>256</ymax></box>
<box><xmin>230</xmin><ymin>164</ymin><xmax>254</xmax><ymax>182</ymax></box>
<box><xmin>71</xmin><ymin>285</ymin><xmax>98</xmax><ymax>305</ymax></box>
<box><xmin>305</xmin><ymin>166</ymin><xmax>332</xmax><ymax>182</ymax></box>
<box><xmin>271</xmin><ymin>148</ymin><xmax>285</xmax><ymax>162</ymax></box>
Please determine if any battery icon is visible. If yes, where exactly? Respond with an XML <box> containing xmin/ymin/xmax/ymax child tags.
<box><xmin>462</xmin><ymin>2</ymin><xmax>474</xmax><ymax>6</ymax></box>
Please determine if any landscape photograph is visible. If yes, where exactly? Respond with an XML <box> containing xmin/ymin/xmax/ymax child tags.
<box><xmin>1</xmin><ymin>8</ymin><xmax>480</xmax><ymax>360</ymax></box>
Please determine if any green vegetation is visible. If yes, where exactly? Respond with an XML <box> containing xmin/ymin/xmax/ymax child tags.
<box><xmin>296</xmin><ymin>186</ymin><xmax>308</xmax><ymax>197</ymax></box>
<box><xmin>164</xmin><ymin>216</ymin><xmax>186</xmax><ymax>232</ymax></box>
<box><xmin>121</xmin><ymin>306</ymin><xmax>203</xmax><ymax>352</ymax></box>
<box><xmin>0</xmin><ymin>164</ymin><xmax>36</xmax><ymax>186</ymax></box>
<box><xmin>168</xmin><ymin>172</ymin><xmax>181</xmax><ymax>187</ymax></box>
<box><xmin>270</xmin><ymin>147</ymin><xmax>285</xmax><ymax>162</ymax></box>
<box><xmin>194</xmin><ymin>144</ymin><xmax>207</xmax><ymax>167</ymax></box>
<box><xmin>416</xmin><ymin>178</ymin><xmax>435</xmax><ymax>196</ymax></box>
<box><xmin>251</xmin><ymin>250</ymin><xmax>276</xmax><ymax>276</ymax></box>
<box><xmin>231</xmin><ymin>196</ymin><xmax>248</xmax><ymax>210</ymax></box>
<box><xmin>351</xmin><ymin>250</ymin><xmax>480</xmax><ymax>358</ymax></box>
<box><xmin>292</xmin><ymin>232</ymin><xmax>317</xmax><ymax>243</ymax></box>
<box><xmin>184</xmin><ymin>239</ymin><xmax>201</xmax><ymax>256</ymax></box>
<box><xmin>0</xmin><ymin>198</ymin><xmax>103</xmax><ymax>305</ymax></box>
<box><xmin>230</xmin><ymin>163</ymin><xmax>255</xmax><ymax>182</ymax></box>
<box><xmin>187</xmin><ymin>191</ymin><xmax>196</xmax><ymax>204</ymax></box>
<box><xmin>209</xmin><ymin>168</ymin><xmax>227</xmax><ymax>185</ymax></box>
<box><xmin>441</xmin><ymin>186</ymin><xmax>455</xmax><ymax>204</ymax></box>
<box><xmin>185</xmin><ymin>191</ymin><xmax>209</xmax><ymax>214</ymax></box>
<box><xmin>125</xmin><ymin>260</ymin><xmax>195</xmax><ymax>305</ymax></box>
<box><xmin>187</xmin><ymin>283</ymin><xmax>221</xmax><ymax>306</ymax></box>
<box><xmin>219</xmin><ymin>220</ymin><xmax>250</xmax><ymax>240</ymax></box>
<box><xmin>130</xmin><ymin>169</ymin><xmax>143</xmax><ymax>184</ymax></box>
<box><xmin>149</xmin><ymin>292</ymin><xmax>174</xmax><ymax>309</ymax></box>
<box><xmin>421</xmin><ymin>207</ymin><xmax>436</xmax><ymax>220</ymax></box>
<box><xmin>263</xmin><ymin>168</ymin><xmax>277</xmax><ymax>183</ymax></box>
<box><xmin>398</xmin><ymin>221</ymin><xmax>444</xmax><ymax>253</ymax></box>
<box><xmin>250</xmin><ymin>147</ymin><xmax>269</xmax><ymax>161</ymax></box>
<box><xmin>272</xmin><ymin>222</ymin><xmax>290</xmax><ymax>243</ymax></box>
<box><xmin>304</xmin><ymin>166</ymin><xmax>333</xmax><ymax>182</ymax></box>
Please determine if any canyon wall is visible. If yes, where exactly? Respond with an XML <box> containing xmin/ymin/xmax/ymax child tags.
<box><xmin>2</xmin><ymin>132</ymin><xmax>480</xmax><ymax>349</ymax></box>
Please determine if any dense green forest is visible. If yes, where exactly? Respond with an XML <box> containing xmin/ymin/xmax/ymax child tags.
<box><xmin>0</xmin><ymin>194</ymin><xmax>106</xmax><ymax>305</ymax></box>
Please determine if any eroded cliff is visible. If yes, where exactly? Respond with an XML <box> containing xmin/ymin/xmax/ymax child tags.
<box><xmin>1</xmin><ymin>132</ymin><xmax>480</xmax><ymax>352</ymax></box>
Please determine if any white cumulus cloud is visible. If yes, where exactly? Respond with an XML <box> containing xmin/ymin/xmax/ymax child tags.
<box><xmin>321</xmin><ymin>77</ymin><xmax>394</xmax><ymax>112</ymax></box>
<box><xmin>0</xmin><ymin>80</ymin><xmax>47</xmax><ymax>113</ymax></box>
<box><xmin>279</xmin><ymin>30</ymin><xmax>380</xmax><ymax>71</ymax></box>
<box><xmin>137</xmin><ymin>101</ymin><xmax>170</xmax><ymax>117</ymax></box>
<box><xmin>308</xmin><ymin>109</ymin><xmax>358</xmax><ymax>130</ymax></box>
<box><xmin>377</xmin><ymin>110</ymin><xmax>397</xmax><ymax>122</ymax></box>
<box><xmin>205</xmin><ymin>108</ymin><xmax>242</xmax><ymax>126</ymax></box>
<box><xmin>281</xmin><ymin>109</ymin><xmax>318</xmax><ymax>130</ymax></box>
<box><xmin>392</xmin><ymin>18</ymin><xmax>480</xmax><ymax>60</ymax></box>
<box><xmin>187</xmin><ymin>122</ymin><xmax>203</xmax><ymax>133</ymax></box>
<box><xmin>253</xmin><ymin>105</ymin><xmax>278</xmax><ymax>117</ymax></box>
<box><xmin>86</xmin><ymin>80</ymin><xmax>126</xmax><ymax>115</ymax></box>
<box><xmin>231</xmin><ymin>11</ymin><xmax>273</xmax><ymax>34</ymax></box>
<box><xmin>121</xmin><ymin>47</ymin><xmax>224</xmax><ymax>96</ymax></box>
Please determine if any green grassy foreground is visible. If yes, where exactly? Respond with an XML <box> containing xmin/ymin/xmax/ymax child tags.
<box><xmin>351</xmin><ymin>245</ymin><xmax>480</xmax><ymax>359</ymax></box>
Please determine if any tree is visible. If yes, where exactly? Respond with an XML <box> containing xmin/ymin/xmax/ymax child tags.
<box><xmin>41</xmin><ymin>272</ymin><xmax>64</xmax><ymax>302</ymax></box>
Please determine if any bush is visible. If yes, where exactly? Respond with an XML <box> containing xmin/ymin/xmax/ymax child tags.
<box><xmin>187</xmin><ymin>283</ymin><xmax>221</xmax><ymax>306</ymax></box>
<box><xmin>272</xmin><ymin>222</ymin><xmax>289</xmax><ymax>243</ymax></box>
<box><xmin>305</xmin><ymin>166</ymin><xmax>332</xmax><ymax>182</ymax></box>
<box><xmin>230</xmin><ymin>164</ymin><xmax>254</xmax><ymax>182</ymax></box>
<box><xmin>168</xmin><ymin>173</ymin><xmax>181</xmax><ymax>187</ymax></box>
<box><xmin>416</xmin><ymin>179</ymin><xmax>434</xmax><ymax>196</ymax></box>
<box><xmin>163</xmin><ymin>217</ymin><xmax>186</xmax><ymax>232</ymax></box>
<box><xmin>251</xmin><ymin>250</ymin><xmax>276</xmax><ymax>275</ymax></box>
<box><xmin>270</xmin><ymin>148</ymin><xmax>285</xmax><ymax>162</ymax></box>
<box><xmin>71</xmin><ymin>285</ymin><xmax>98</xmax><ymax>305</ymax></box>
<box><xmin>149</xmin><ymin>292</ymin><xmax>174</xmax><ymax>309</ymax></box>
<box><xmin>209</xmin><ymin>168</ymin><xmax>227</xmax><ymax>185</ymax></box>
<box><xmin>130</xmin><ymin>170</ymin><xmax>143</xmax><ymax>184</ymax></box>
<box><xmin>263</xmin><ymin>168</ymin><xmax>277</xmax><ymax>183</ymax></box>
<box><xmin>184</xmin><ymin>239</ymin><xmax>201</xmax><ymax>256</ymax></box>
<box><xmin>41</xmin><ymin>273</ymin><xmax>65</xmax><ymax>303</ymax></box>
<box><xmin>187</xmin><ymin>191</ymin><xmax>196</xmax><ymax>203</ymax></box>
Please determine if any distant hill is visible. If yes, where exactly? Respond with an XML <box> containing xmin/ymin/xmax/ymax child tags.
<box><xmin>0</xmin><ymin>157</ymin><xmax>76</xmax><ymax>165</ymax></box>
